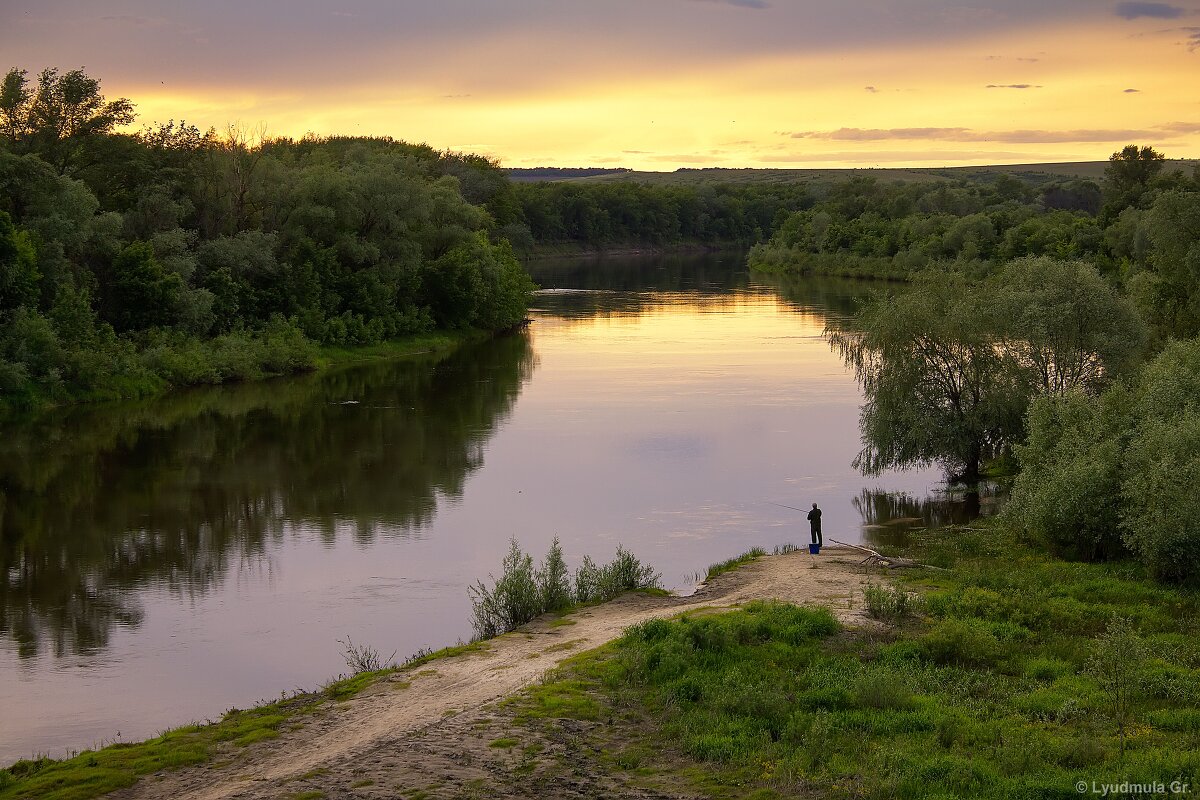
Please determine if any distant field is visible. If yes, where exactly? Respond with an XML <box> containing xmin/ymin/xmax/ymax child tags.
<box><xmin>507</xmin><ymin>160</ymin><xmax>1200</xmax><ymax>185</ymax></box>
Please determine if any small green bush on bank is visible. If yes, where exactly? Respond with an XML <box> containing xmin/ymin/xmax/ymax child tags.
<box><xmin>469</xmin><ymin>538</ymin><xmax>661</xmax><ymax>639</ymax></box>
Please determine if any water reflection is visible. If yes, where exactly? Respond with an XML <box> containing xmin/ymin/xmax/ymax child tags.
<box><xmin>0</xmin><ymin>334</ymin><xmax>534</xmax><ymax>659</ymax></box>
<box><xmin>529</xmin><ymin>250</ymin><xmax>874</xmax><ymax>324</ymax></box>
<box><xmin>856</xmin><ymin>484</ymin><xmax>1004</xmax><ymax>548</ymax></box>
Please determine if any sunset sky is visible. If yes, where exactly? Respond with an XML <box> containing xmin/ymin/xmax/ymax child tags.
<box><xmin>2</xmin><ymin>0</ymin><xmax>1198</xmax><ymax>169</ymax></box>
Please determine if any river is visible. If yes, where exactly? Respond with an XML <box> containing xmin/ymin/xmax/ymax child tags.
<box><xmin>0</xmin><ymin>251</ymin><xmax>986</xmax><ymax>764</ymax></box>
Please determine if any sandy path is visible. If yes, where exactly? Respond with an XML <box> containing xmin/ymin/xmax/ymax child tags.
<box><xmin>115</xmin><ymin>547</ymin><xmax>873</xmax><ymax>800</ymax></box>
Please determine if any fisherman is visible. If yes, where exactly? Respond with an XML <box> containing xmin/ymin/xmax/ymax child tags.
<box><xmin>807</xmin><ymin>503</ymin><xmax>823</xmax><ymax>547</ymax></box>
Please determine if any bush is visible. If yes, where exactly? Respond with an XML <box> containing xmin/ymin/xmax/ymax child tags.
<box><xmin>538</xmin><ymin>536</ymin><xmax>571</xmax><ymax>613</ymax></box>
<box><xmin>470</xmin><ymin>539</ymin><xmax>661</xmax><ymax>639</ymax></box>
<box><xmin>1007</xmin><ymin>390</ymin><xmax>1131</xmax><ymax>561</ymax></box>
<box><xmin>920</xmin><ymin>619</ymin><xmax>1003</xmax><ymax>667</ymax></box>
<box><xmin>574</xmin><ymin>546</ymin><xmax>661</xmax><ymax>604</ymax></box>
<box><xmin>469</xmin><ymin>538</ymin><xmax>541</xmax><ymax>639</ymax></box>
<box><xmin>1121</xmin><ymin>413</ymin><xmax>1200</xmax><ymax>584</ymax></box>
<box><xmin>1086</xmin><ymin>616</ymin><xmax>1149</xmax><ymax>756</ymax></box>
<box><xmin>863</xmin><ymin>582</ymin><xmax>917</xmax><ymax>621</ymax></box>
<box><xmin>1007</xmin><ymin>338</ymin><xmax>1200</xmax><ymax>584</ymax></box>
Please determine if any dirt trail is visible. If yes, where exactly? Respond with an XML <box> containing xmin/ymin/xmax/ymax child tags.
<box><xmin>115</xmin><ymin>547</ymin><xmax>873</xmax><ymax>800</ymax></box>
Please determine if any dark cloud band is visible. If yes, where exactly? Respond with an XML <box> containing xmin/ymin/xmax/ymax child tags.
<box><xmin>1114</xmin><ymin>2</ymin><xmax>1185</xmax><ymax>20</ymax></box>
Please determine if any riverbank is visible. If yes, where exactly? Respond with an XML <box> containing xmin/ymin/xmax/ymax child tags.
<box><xmin>5</xmin><ymin>526</ymin><xmax>1198</xmax><ymax>798</ymax></box>
<box><xmin>0</xmin><ymin>328</ymin><xmax>488</xmax><ymax>423</ymax></box>
<box><xmin>0</xmin><ymin>545</ymin><xmax>871</xmax><ymax>800</ymax></box>
<box><xmin>525</xmin><ymin>241</ymin><xmax>733</xmax><ymax>260</ymax></box>
<box><xmin>315</xmin><ymin>330</ymin><xmax>489</xmax><ymax>369</ymax></box>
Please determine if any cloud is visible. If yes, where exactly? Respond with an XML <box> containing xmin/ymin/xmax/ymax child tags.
<box><xmin>986</xmin><ymin>83</ymin><xmax>1042</xmax><ymax>88</ymax></box>
<box><xmin>864</xmin><ymin>85</ymin><xmax>878</xmax><ymax>93</ymax></box>
<box><xmin>1114</xmin><ymin>2</ymin><xmax>1185</xmax><ymax>19</ymax></box>
<box><xmin>786</xmin><ymin>124</ymin><xmax>1200</xmax><ymax>143</ymax></box>
<box><xmin>1124</xmin><ymin>87</ymin><xmax>1142</xmax><ymax>92</ymax></box>
<box><xmin>791</xmin><ymin>127</ymin><xmax>972</xmax><ymax>140</ymax></box>
<box><xmin>759</xmin><ymin>149</ymin><xmax>1073</xmax><ymax>164</ymax></box>
<box><xmin>687</xmin><ymin>0</ymin><xmax>771</xmax><ymax>8</ymax></box>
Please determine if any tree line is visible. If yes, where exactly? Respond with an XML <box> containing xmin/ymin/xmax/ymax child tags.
<box><xmin>816</xmin><ymin>147</ymin><xmax>1200</xmax><ymax>584</ymax></box>
<box><xmin>0</xmin><ymin>67</ymin><xmax>535</xmax><ymax>415</ymax></box>
<box><xmin>512</xmin><ymin>180</ymin><xmax>813</xmax><ymax>248</ymax></box>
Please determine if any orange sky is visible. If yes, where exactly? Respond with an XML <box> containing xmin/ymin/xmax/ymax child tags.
<box><xmin>2</xmin><ymin>0</ymin><xmax>1197</xmax><ymax>169</ymax></box>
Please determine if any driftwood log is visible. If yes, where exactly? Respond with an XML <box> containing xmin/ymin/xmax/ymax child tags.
<box><xmin>829</xmin><ymin>539</ymin><xmax>942</xmax><ymax>570</ymax></box>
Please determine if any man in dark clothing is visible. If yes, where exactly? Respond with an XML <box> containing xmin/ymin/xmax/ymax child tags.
<box><xmin>807</xmin><ymin>503</ymin><xmax>823</xmax><ymax>546</ymax></box>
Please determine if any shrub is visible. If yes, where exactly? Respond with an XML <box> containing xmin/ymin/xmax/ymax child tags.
<box><xmin>863</xmin><ymin>582</ymin><xmax>917</xmax><ymax>621</ymax></box>
<box><xmin>336</xmin><ymin>636</ymin><xmax>396</xmax><ymax>673</ymax></box>
<box><xmin>1006</xmin><ymin>390</ymin><xmax>1130</xmax><ymax>561</ymax></box>
<box><xmin>1121</xmin><ymin>413</ymin><xmax>1200</xmax><ymax>584</ymax></box>
<box><xmin>469</xmin><ymin>538</ymin><xmax>541</xmax><ymax>639</ymax></box>
<box><xmin>1086</xmin><ymin>616</ymin><xmax>1148</xmax><ymax>756</ymax></box>
<box><xmin>537</xmin><ymin>536</ymin><xmax>572</xmax><ymax>613</ymax></box>
<box><xmin>573</xmin><ymin>555</ymin><xmax>600</xmax><ymax>605</ymax></box>
<box><xmin>471</xmin><ymin>540</ymin><xmax>661</xmax><ymax>639</ymax></box>
<box><xmin>920</xmin><ymin>619</ymin><xmax>1003</xmax><ymax>667</ymax></box>
<box><xmin>575</xmin><ymin>546</ymin><xmax>661</xmax><ymax>604</ymax></box>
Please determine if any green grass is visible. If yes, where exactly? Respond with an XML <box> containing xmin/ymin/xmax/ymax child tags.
<box><xmin>489</xmin><ymin>738</ymin><xmax>520</xmax><ymax>749</ymax></box>
<box><xmin>0</xmin><ymin>702</ymin><xmax>295</xmax><ymax>800</ymax></box>
<box><xmin>315</xmin><ymin>330</ymin><xmax>482</xmax><ymax>369</ymax></box>
<box><xmin>0</xmin><ymin>636</ymin><xmax>497</xmax><ymax>800</ymax></box>
<box><xmin>705</xmin><ymin>547</ymin><xmax>766</xmax><ymax>580</ymax></box>
<box><xmin>516</xmin><ymin>523</ymin><xmax>1200</xmax><ymax>799</ymax></box>
<box><xmin>399</xmin><ymin>640</ymin><xmax>492</xmax><ymax>670</ymax></box>
<box><xmin>323</xmin><ymin>669</ymin><xmax>396</xmax><ymax>702</ymax></box>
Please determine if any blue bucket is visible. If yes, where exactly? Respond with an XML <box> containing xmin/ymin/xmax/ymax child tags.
<box><xmin>809</xmin><ymin>543</ymin><xmax>821</xmax><ymax>555</ymax></box>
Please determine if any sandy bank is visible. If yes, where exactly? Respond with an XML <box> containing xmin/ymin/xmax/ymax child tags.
<box><xmin>113</xmin><ymin>546</ymin><xmax>874</xmax><ymax>800</ymax></box>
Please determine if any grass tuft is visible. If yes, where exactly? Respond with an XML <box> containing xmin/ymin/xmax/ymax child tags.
<box><xmin>704</xmin><ymin>547</ymin><xmax>767</xmax><ymax>580</ymax></box>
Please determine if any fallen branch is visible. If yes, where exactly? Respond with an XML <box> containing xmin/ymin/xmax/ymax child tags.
<box><xmin>828</xmin><ymin>539</ymin><xmax>945</xmax><ymax>570</ymax></box>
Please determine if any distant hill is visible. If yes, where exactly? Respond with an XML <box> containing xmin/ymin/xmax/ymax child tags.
<box><xmin>505</xmin><ymin>167</ymin><xmax>633</xmax><ymax>182</ymax></box>
<box><xmin>504</xmin><ymin>160</ymin><xmax>1200</xmax><ymax>186</ymax></box>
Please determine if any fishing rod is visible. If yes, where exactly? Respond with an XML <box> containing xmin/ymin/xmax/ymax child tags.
<box><xmin>766</xmin><ymin>501</ymin><xmax>810</xmax><ymax>514</ymax></box>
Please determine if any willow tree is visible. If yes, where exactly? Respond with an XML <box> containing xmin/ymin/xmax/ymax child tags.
<box><xmin>833</xmin><ymin>260</ymin><xmax>1146</xmax><ymax>485</ymax></box>
<box><xmin>990</xmin><ymin>256</ymin><xmax>1145</xmax><ymax>396</ymax></box>
<box><xmin>829</xmin><ymin>272</ymin><xmax>1022</xmax><ymax>484</ymax></box>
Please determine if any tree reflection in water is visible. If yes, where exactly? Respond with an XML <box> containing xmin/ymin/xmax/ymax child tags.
<box><xmin>854</xmin><ymin>484</ymin><xmax>1004</xmax><ymax>549</ymax></box>
<box><xmin>0</xmin><ymin>333</ymin><xmax>534</xmax><ymax>659</ymax></box>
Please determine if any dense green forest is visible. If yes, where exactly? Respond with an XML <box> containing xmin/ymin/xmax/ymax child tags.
<box><xmin>0</xmin><ymin>67</ymin><xmax>535</xmax><ymax>415</ymax></box>
<box><xmin>512</xmin><ymin>180</ymin><xmax>813</xmax><ymax>248</ymax></box>
<box><xmin>749</xmin><ymin>147</ymin><xmax>1200</xmax><ymax>336</ymax></box>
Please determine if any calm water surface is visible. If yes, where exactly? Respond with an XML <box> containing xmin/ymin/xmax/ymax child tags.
<box><xmin>0</xmin><ymin>252</ymin><xmax>982</xmax><ymax>762</ymax></box>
